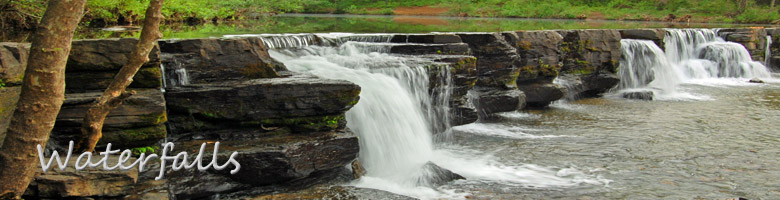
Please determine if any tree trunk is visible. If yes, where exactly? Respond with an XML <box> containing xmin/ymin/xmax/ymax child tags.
<box><xmin>0</xmin><ymin>0</ymin><xmax>86</xmax><ymax>198</ymax></box>
<box><xmin>772</xmin><ymin>0</ymin><xmax>776</xmax><ymax>9</ymax></box>
<box><xmin>75</xmin><ymin>0</ymin><xmax>164</xmax><ymax>153</ymax></box>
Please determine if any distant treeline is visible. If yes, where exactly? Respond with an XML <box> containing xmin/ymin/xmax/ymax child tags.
<box><xmin>2</xmin><ymin>0</ymin><xmax>779</xmax><ymax>30</ymax></box>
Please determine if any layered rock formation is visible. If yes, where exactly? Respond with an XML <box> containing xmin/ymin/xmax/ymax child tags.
<box><xmin>556</xmin><ymin>29</ymin><xmax>622</xmax><ymax>98</ymax></box>
<box><xmin>0</xmin><ymin>29</ymin><xmax>639</xmax><ymax>199</ymax></box>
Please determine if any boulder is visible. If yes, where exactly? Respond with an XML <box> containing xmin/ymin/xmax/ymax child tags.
<box><xmin>622</xmin><ymin>90</ymin><xmax>654</xmax><ymax>100</ymax></box>
<box><xmin>25</xmin><ymin>157</ymin><xmax>139</xmax><ymax>198</ymax></box>
<box><xmin>557</xmin><ymin>30</ymin><xmax>622</xmax><ymax>96</ymax></box>
<box><xmin>457</xmin><ymin>33</ymin><xmax>522</xmax><ymax>89</ymax></box>
<box><xmin>749</xmin><ymin>77</ymin><xmax>765</xmax><ymax>83</ymax></box>
<box><xmin>159</xmin><ymin>37</ymin><xmax>285</xmax><ymax>84</ymax></box>
<box><xmin>502</xmin><ymin>31</ymin><xmax>564</xmax><ymax>84</ymax></box>
<box><xmin>165</xmin><ymin>74</ymin><xmax>360</xmax><ymax>133</ymax></box>
<box><xmin>471</xmin><ymin>88</ymin><xmax>526</xmax><ymax>116</ymax></box>
<box><xmin>450</xmin><ymin>96</ymin><xmax>478</xmax><ymax>126</ymax></box>
<box><xmin>0</xmin><ymin>42</ymin><xmax>30</xmax><ymax>85</ymax></box>
<box><xmin>619</xmin><ymin>29</ymin><xmax>666</xmax><ymax>50</ymax></box>
<box><xmin>416</xmin><ymin>162</ymin><xmax>465</xmax><ymax>187</ymax></box>
<box><xmin>51</xmin><ymin>89</ymin><xmax>167</xmax><ymax>149</ymax></box>
<box><xmin>389</xmin><ymin>43</ymin><xmax>470</xmax><ymax>55</ymax></box>
<box><xmin>67</xmin><ymin>38</ymin><xmax>160</xmax><ymax>72</ymax></box>
<box><xmin>390</xmin><ymin>34</ymin><xmax>463</xmax><ymax>44</ymax></box>
<box><xmin>517</xmin><ymin>83</ymin><xmax>565</xmax><ymax>107</ymax></box>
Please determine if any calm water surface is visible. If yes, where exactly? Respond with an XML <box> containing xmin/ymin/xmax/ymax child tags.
<box><xmin>72</xmin><ymin>14</ymin><xmax>773</xmax><ymax>40</ymax></box>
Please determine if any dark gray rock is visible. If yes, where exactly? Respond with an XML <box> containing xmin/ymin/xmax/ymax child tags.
<box><xmin>389</xmin><ymin>43</ymin><xmax>470</xmax><ymax>55</ymax></box>
<box><xmin>622</xmin><ymin>90</ymin><xmax>654</xmax><ymax>100</ymax></box>
<box><xmin>159</xmin><ymin>37</ymin><xmax>285</xmax><ymax>84</ymax></box>
<box><xmin>0</xmin><ymin>42</ymin><xmax>29</xmax><ymax>86</ymax></box>
<box><xmin>390</xmin><ymin>34</ymin><xmax>462</xmax><ymax>44</ymax></box>
<box><xmin>65</xmin><ymin>67</ymin><xmax>162</xmax><ymax>92</ymax></box>
<box><xmin>67</xmin><ymin>38</ymin><xmax>160</xmax><ymax>72</ymax></box>
<box><xmin>450</xmin><ymin>97</ymin><xmax>478</xmax><ymax>126</ymax></box>
<box><xmin>457</xmin><ymin>33</ymin><xmax>522</xmax><ymax>89</ymax></box>
<box><xmin>557</xmin><ymin>30</ymin><xmax>622</xmax><ymax>97</ymax></box>
<box><xmin>416</xmin><ymin>162</ymin><xmax>465</xmax><ymax>187</ymax></box>
<box><xmin>517</xmin><ymin>83</ymin><xmax>565</xmax><ymax>107</ymax></box>
<box><xmin>472</xmin><ymin>87</ymin><xmax>526</xmax><ymax>116</ymax></box>
<box><xmin>165</xmin><ymin>74</ymin><xmax>360</xmax><ymax>133</ymax></box>
<box><xmin>619</xmin><ymin>29</ymin><xmax>666</xmax><ymax>49</ymax></box>
<box><xmin>51</xmin><ymin>89</ymin><xmax>167</xmax><ymax>149</ymax></box>
<box><xmin>503</xmin><ymin>31</ymin><xmax>564</xmax><ymax>84</ymax></box>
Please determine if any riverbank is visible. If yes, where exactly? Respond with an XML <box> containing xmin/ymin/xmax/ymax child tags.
<box><xmin>2</xmin><ymin>0</ymin><xmax>779</xmax><ymax>34</ymax></box>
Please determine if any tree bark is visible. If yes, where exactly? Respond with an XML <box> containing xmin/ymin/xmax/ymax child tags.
<box><xmin>0</xmin><ymin>0</ymin><xmax>86</xmax><ymax>198</ymax></box>
<box><xmin>75</xmin><ymin>0</ymin><xmax>164</xmax><ymax>153</ymax></box>
<box><xmin>772</xmin><ymin>0</ymin><xmax>776</xmax><ymax>9</ymax></box>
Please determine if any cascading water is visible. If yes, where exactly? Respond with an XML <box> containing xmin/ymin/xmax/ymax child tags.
<box><xmin>258</xmin><ymin>34</ymin><xmax>602</xmax><ymax>198</ymax></box>
<box><xmin>767</xmin><ymin>35</ymin><xmax>773</xmax><ymax>68</ymax></box>
<box><xmin>616</xmin><ymin>29</ymin><xmax>772</xmax><ymax>100</ymax></box>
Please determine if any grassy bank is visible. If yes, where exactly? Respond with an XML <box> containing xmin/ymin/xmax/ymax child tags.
<box><xmin>2</xmin><ymin>0</ymin><xmax>780</xmax><ymax>31</ymax></box>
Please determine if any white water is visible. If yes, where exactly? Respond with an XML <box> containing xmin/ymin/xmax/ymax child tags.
<box><xmin>767</xmin><ymin>35</ymin><xmax>773</xmax><ymax>68</ymax></box>
<box><xmin>263</xmin><ymin>34</ymin><xmax>604</xmax><ymax>199</ymax></box>
<box><xmin>617</xmin><ymin>29</ymin><xmax>772</xmax><ymax>100</ymax></box>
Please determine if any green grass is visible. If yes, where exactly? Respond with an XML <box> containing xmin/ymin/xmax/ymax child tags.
<box><xmin>6</xmin><ymin>0</ymin><xmax>780</xmax><ymax>27</ymax></box>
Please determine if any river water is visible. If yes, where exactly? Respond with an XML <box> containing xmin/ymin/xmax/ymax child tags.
<box><xmin>249</xmin><ymin>27</ymin><xmax>780</xmax><ymax>199</ymax></box>
<box><xmin>450</xmin><ymin>79</ymin><xmax>780</xmax><ymax>199</ymax></box>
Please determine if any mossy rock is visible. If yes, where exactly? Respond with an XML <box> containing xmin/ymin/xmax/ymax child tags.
<box><xmin>99</xmin><ymin>124</ymin><xmax>167</xmax><ymax>149</ymax></box>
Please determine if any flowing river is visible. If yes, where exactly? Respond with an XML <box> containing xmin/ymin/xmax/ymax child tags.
<box><xmin>219</xmin><ymin>26</ymin><xmax>780</xmax><ymax>199</ymax></box>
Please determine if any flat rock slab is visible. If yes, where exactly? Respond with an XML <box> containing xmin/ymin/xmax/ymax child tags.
<box><xmin>165</xmin><ymin>74</ymin><xmax>360</xmax><ymax>133</ymax></box>
<box><xmin>67</xmin><ymin>38</ymin><xmax>160</xmax><ymax>72</ymax></box>
<box><xmin>26</xmin><ymin>157</ymin><xmax>139</xmax><ymax>198</ymax></box>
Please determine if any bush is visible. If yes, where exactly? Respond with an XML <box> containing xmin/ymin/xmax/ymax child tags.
<box><xmin>736</xmin><ymin>7</ymin><xmax>780</xmax><ymax>23</ymax></box>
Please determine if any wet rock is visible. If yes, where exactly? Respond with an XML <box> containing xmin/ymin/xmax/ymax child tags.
<box><xmin>517</xmin><ymin>83</ymin><xmax>565</xmax><ymax>107</ymax></box>
<box><xmin>622</xmin><ymin>90</ymin><xmax>654</xmax><ymax>100</ymax></box>
<box><xmin>749</xmin><ymin>78</ymin><xmax>765</xmax><ymax>83</ymax></box>
<box><xmin>391</xmin><ymin>34</ymin><xmax>463</xmax><ymax>44</ymax></box>
<box><xmin>67</xmin><ymin>38</ymin><xmax>160</xmax><ymax>72</ymax></box>
<box><xmin>65</xmin><ymin>67</ymin><xmax>162</xmax><ymax>92</ymax></box>
<box><xmin>619</xmin><ymin>29</ymin><xmax>666</xmax><ymax>50</ymax></box>
<box><xmin>719</xmin><ymin>28</ymin><xmax>768</xmax><ymax>62</ymax></box>
<box><xmin>51</xmin><ymin>89</ymin><xmax>167</xmax><ymax>149</ymax></box>
<box><xmin>502</xmin><ymin>31</ymin><xmax>564</xmax><ymax>84</ymax></box>
<box><xmin>416</xmin><ymin>161</ymin><xmax>465</xmax><ymax>187</ymax></box>
<box><xmin>25</xmin><ymin>157</ymin><xmax>139</xmax><ymax>198</ymax></box>
<box><xmin>0</xmin><ymin>42</ymin><xmax>30</xmax><ymax>85</ymax></box>
<box><xmin>450</xmin><ymin>97</ymin><xmax>479</xmax><ymax>126</ymax></box>
<box><xmin>165</xmin><ymin>74</ymin><xmax>360</xmax><ymax>133</ymax></box>
<box><xmin>389</xmin><ymin>43</ymin><xmax>470</xmax><ymax>55</ymax></box>
<box><xmin>159</xmin><ymin>37</ymin><xmax>285</xmax><ymax>84</ymax></box>
<box><xmin>351</xmin><ymin>160</ymin><xmax>366</xmax><ymax>179</ymax></box>
<box><xmin>433</xmin><ymin>56</ymin><xmax>478</xmax><ymax>97</ymax></box>
<box><xmin>166</xmin><ymin>130</ymin><xmax>358</xmax><ymax>199</ymax></box>
<box><xmin>219</xmin><ymin>131</ymin><xmax>359</xmax><ymax>185</ymax></box>
<box><xmin>457</xmin><ymin>33</ymin><xmax>523</xmax><ymax>89</ymax></box>
<box><xmin>557</xmin><ymin>30</ymin><xmax>622</xmax><ymax>96</ymax></box>
<box><xmin>472</xmin><ymin>87</ymin><xmax>526</xmax><ymax>116</ymax></box>
<box><xmin>580</xmin><ymin>73</ymin><xmax>621</xmax><ymax>97</ymax></box>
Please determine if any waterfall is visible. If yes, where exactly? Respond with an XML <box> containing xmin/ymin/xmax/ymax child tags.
<box><xmin>767</xmin><ymin>35</ymin><xmax>773</xmax><ymax>68</ymax></box>
<box><xmin>617</xmin><ymin>29</ymin><xmax>772</xmax><ymax>100</ymax></box>
<box><xmin>264</xmin><ymin>35</ymin><xmax>600</xmax><ymax>198</ymax></box>
<box><xmin>255</xmin><ymin>34</ymin><xmax>319</xmax><ymax>49</ymax></box>
<box><xmin>269</xmin><ymin>41</ymin><xmax>441</xmax><ymax>186</ymax></box>
<box><xmin>664</xmin><ymin>29</ymin><xmax>721</xmax><ymax>63</ymax></box>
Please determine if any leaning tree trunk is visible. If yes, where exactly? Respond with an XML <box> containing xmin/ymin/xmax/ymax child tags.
<box><xmin>0</xmin><ymin>0</ymin><xmax>86</xmax><ymax>198</ymax></box>
<box><xmin>75</xmin><ymin>0</ymin><xmax>164</xmax><ymax>153</ymax></box>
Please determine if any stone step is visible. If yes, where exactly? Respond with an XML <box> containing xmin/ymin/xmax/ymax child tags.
<box><xmin>165</xmin><ymin>74</ymin><xmax>360</xmax><ymax>134</ymax></box>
